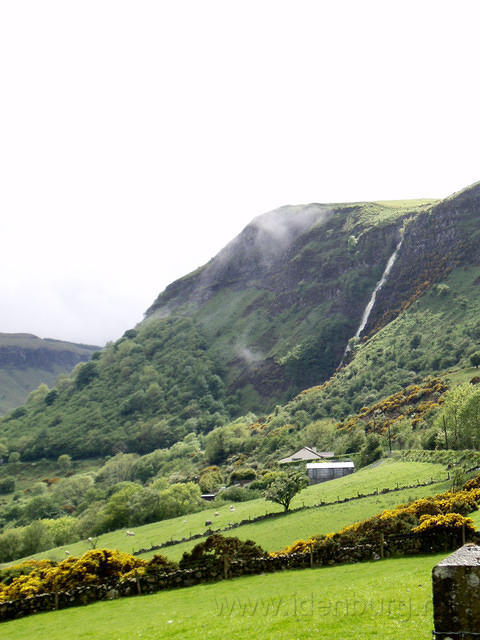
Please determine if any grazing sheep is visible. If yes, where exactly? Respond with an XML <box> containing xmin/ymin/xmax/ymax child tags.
<box><xmin>229</xmin><ymin>505</ymin><xmax>235</xmax><ymax>511</ymax></box>
<box><xmin>125</xmin><ymin>530</ymin><xmax>135</xmax><ymax>536</ymax></box>
<box><xmin>205</xmin><ymin>520</ymin><xmax>212</xmax><ymax>526</ymax></box>
<box><xmin>214</xmin><ymin>512</ymin><xmax>220</xmax><ymax>516</ymax></box>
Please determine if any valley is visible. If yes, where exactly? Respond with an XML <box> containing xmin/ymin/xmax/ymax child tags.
<box><xmin>2</xmin><ymin>181</ymin><xmax>480</xmax><ymax>637</ymax></box>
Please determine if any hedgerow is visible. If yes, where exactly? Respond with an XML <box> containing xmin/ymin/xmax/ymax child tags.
<box><xmin>0</xmin><ymin>549</ymin><xmax>176</xmax><ymax>603</ymax></box>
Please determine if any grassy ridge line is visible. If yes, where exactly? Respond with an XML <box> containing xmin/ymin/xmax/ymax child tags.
<box><xmin>0</xmin><ymin>553</ymin><xmax>444</xmax><ymax>640</ymax></box>
<box><xmin>2</xmin><ymin>460</ymin><xmax>447</xmax><ymax>567</ymax></box>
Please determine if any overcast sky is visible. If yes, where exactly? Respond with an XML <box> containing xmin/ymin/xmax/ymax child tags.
<box><xmin>1</xmin><ymin>1</ymin><xmax>479</xmax><ymax>346</ymax></box>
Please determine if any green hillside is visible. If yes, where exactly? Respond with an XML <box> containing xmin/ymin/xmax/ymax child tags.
<box><xmin>1</xmin><ymin>459</ymin><xmax>448</xmax><ymax>566</ymax></box>
<box><xmin>0</xmin><ymin>334</ymin><xmax>98</xmax><ymax>415</ymax></box>
<box><xmin>0</xmin><ymin>194</ymin><xmax>455</xmax><ymax>460</ymax></box>
<box><xmin>1</xmin><ymin>181</ymin><xmax>480</xmax><ymax>568</ymax></box>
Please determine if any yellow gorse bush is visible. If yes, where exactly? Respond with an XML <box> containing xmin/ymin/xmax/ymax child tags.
<box><xmin>412</xmin><ymin>513</ymin><xmax>475</xmax><ymax>535</ymax></box>
<box><xmin>272</xmin><ymin>482</ymin><xmax>480</xmax><ymax>556</ymax></box>
<box><xmin>0</xmin><ymin>549</ymin><xmax>147</xmax><ymax>603</ymax></box>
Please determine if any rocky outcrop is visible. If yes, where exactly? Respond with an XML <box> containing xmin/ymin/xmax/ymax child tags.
<box><xmin>368</xmin><ymin>182</ymin><xmax>480</xmax><ymax>334</ymax></box>
<box><xmin>0</xmin><ymin>345</ymin><xmax>92</xmax><ymax>370</ymax></box>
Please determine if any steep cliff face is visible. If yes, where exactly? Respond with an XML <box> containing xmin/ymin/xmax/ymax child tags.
<box><xmin>0</xmin><ymin>334</ymin><xmax>98</xmax><ymax>414</ymax></box>
<box><xmin>367</xmin><ymin>182</ymin><xmax>480</xmax><ymax>334</ymax></box>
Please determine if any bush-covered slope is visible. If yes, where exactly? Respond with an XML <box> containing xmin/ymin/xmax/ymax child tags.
<box><xmin>0</xmin><ymin>319</ymin><xmax>229</xmax><ymax>459</ymax></box>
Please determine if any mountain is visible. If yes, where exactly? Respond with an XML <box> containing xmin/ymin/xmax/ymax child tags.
<box><xmin>0</xmin><ymin>333</ymin><xmax>99</xmax><ymax>415</ymax></box>
<box><xmin>1</xmin><ymin>181</ymin><xmax>479</xmax><ymax>460</ymax></box>
<box><xmin>145</xmin><ymin>199</ymin><xmax>436</xmax><ymax>407</ymax></box>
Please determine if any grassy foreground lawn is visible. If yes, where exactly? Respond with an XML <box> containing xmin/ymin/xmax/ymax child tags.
<box><xmin>0</xmin><ymin>552</ymin><xmax>444</xmax><ymax>640</ymax></box>
<box><xmin>4</xmin><ymin>459</ymin><xmax>448</xmax><ymax>566</ymax></box>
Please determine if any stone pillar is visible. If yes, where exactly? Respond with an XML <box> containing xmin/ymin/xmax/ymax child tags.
<box><xmin>432</xmin><ymin>544</ymin><xmax>480</xmax><ymax>639</ymax></box>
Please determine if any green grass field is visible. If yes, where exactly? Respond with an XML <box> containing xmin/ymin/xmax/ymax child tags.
<box><xmin>155</xmin><ymin>480</ymin><xmax>451</xmax><ymax>562</ymax></box>
<box><xmin>0</xmin><ymin>552</ymin><xmax>445</xmax><ymax>640</ymax></box>
<box><xmin>4</xmin><ymin>460</ymin><xmax>448</xmax><ymax>566</ymax></box>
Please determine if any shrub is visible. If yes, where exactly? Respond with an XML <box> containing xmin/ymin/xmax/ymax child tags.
<box><xmin>0</xmin><ymin>549</ymin><xmax>145</xmax><ymax>602</ymax></box>
<box><xmin>179</xmin><ymin>534</ymin><xmax>267</xmax><ymax>571</ymax></box>
<box><xmin>464</xmin><ymin>473</ymin><xmax>480</xmax><ymax>491</ymax></box>
<box><xmin>229</xmin><ymin>468</ymin><xmax>257</xmax><ymax>484</ymax></box>
<box><xmin>144</xmin><ymin>554</ymin><xmax>178</xmax><ymax>575</ymax></box>
<box><xmin>214</xmin><ymin>486</ymin><xmax>260</xmax><ymax>503</ymax></box>
<box><xmin>0</xmin><ymin>476</ymin><xmax>15</xmax><ymax>494</ymax></box>
<box><xmin>412</xmin><ymin>513</ymin><xmax>475</xmax><ymax>550</ymax></box>
<box><xmin>273</xmin><ymin>484</ymin><xmax>480</xmax><ymax>558</ymax></box>
<box><xmin>0</xmin><ymin>559</ymin><xmax>55</xmax><ymax>586</ymax></box>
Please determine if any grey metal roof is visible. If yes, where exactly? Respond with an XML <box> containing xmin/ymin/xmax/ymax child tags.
<box><xmin>306</xmin><ymin>461</ymin><xmax>355</xmax><ymax>469</ymax></box>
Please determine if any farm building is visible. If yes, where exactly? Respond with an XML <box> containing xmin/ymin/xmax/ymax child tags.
<box><xmin>306</xmin><ymin>461</ymin><xmax>354</xmax><ymax>484</ymax></box>
<box><xmin>278</xmin><ymin>446</ymin><xmax>334</xmax><ymax>465</ymax></box>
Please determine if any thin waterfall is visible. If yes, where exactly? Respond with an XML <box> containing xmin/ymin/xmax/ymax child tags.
<box><xmin>339</xmin><ymin>236</ymin><xmax>403</xmax><ymax>368</ymax></box>
<box><xmin>355</xmin><ymin>237</ymin><xmax>403</xmax><ymax>338</ymax></box>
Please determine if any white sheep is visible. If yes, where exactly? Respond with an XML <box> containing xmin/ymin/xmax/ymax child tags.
<box><xmin>125</xmin><ymin>530</ymin><xmax>135</xmax><ymax>536</ymax></box>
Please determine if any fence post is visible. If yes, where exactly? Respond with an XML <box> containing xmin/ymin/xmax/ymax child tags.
<box><xmin>135</xmin><ymin>570</ymin><xmax>142</xmax><ymax>595</ymax></box>
<box><xmin>223</xmin><ymin>557</ymin><xmax>230</xmax><ymax>580</ymax></box>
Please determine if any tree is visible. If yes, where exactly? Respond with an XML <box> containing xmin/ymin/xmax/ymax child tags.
<box><xmin>434</xmin><ymin>383</ymin><xmax>477</xmax><ymax>449</ymax></box>
<box><xmin>53</xmin><ymin>474</ymin><xmax>94</xmax><ymax>508</ymax></box>
<box><xmin>359</xmin><ymin>433</ymin><xmax>383</xmax><ymax>467</ymax></box>
<box><xmin>263</xmin><ymin>469</ymin><xmax>308</xmax><ymax>512</ymax></box>
<box><xmin>458</xmin><ymin>389</ymin><xmax>480</xmax><ymax>449</ymax></box>
<box><xmin>58</xmin><ymin>453</ymin><xmax>72</xmax><ymax>473</ymax></box>
<box><xmin>74</xmin><ymin>361</ymin><xmax>98</xmax><ymax>389</ymax></box>
<box><xmin>199</xmin><ymin>467</ymin><xmax>224</xmax><ymax>493</ymax></box>
<box><xmin>470</xmin><ymin>353</ymin><xmax>480</xmax><ymax>369</ymax></box>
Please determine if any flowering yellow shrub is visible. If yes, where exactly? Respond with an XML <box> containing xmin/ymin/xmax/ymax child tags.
<box><xmin>0</xmin><ymin>549</ymin><xmax>181</xmax><ymax>603</ymax></box>
<box><xmin>269</xmin><ymin>537</ymin><xmax>320</xmax><ymax>557</ymax></box>
<box><xmin>336</xmin><ymin>377</ymin><xmax>447</xmax><ymax>434</ymax></box>
<box><xmin>464</xmin><ymin>474</ymin><xmax>480</xmax><ymax>491</ymax></box>
<box><xmin>412</xmin><ymin>513</ymin><xmax>475</xmax><ymax>535</ymax></box>
<box><xmin>0</xmin><ymin>549</ymin><xmax>146</xmax><ymax>603</ymax></box>
<box><xmin>271</xmin><ymin>484</ymin><xmax>480</xmax><ymax>557</ymax></box>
